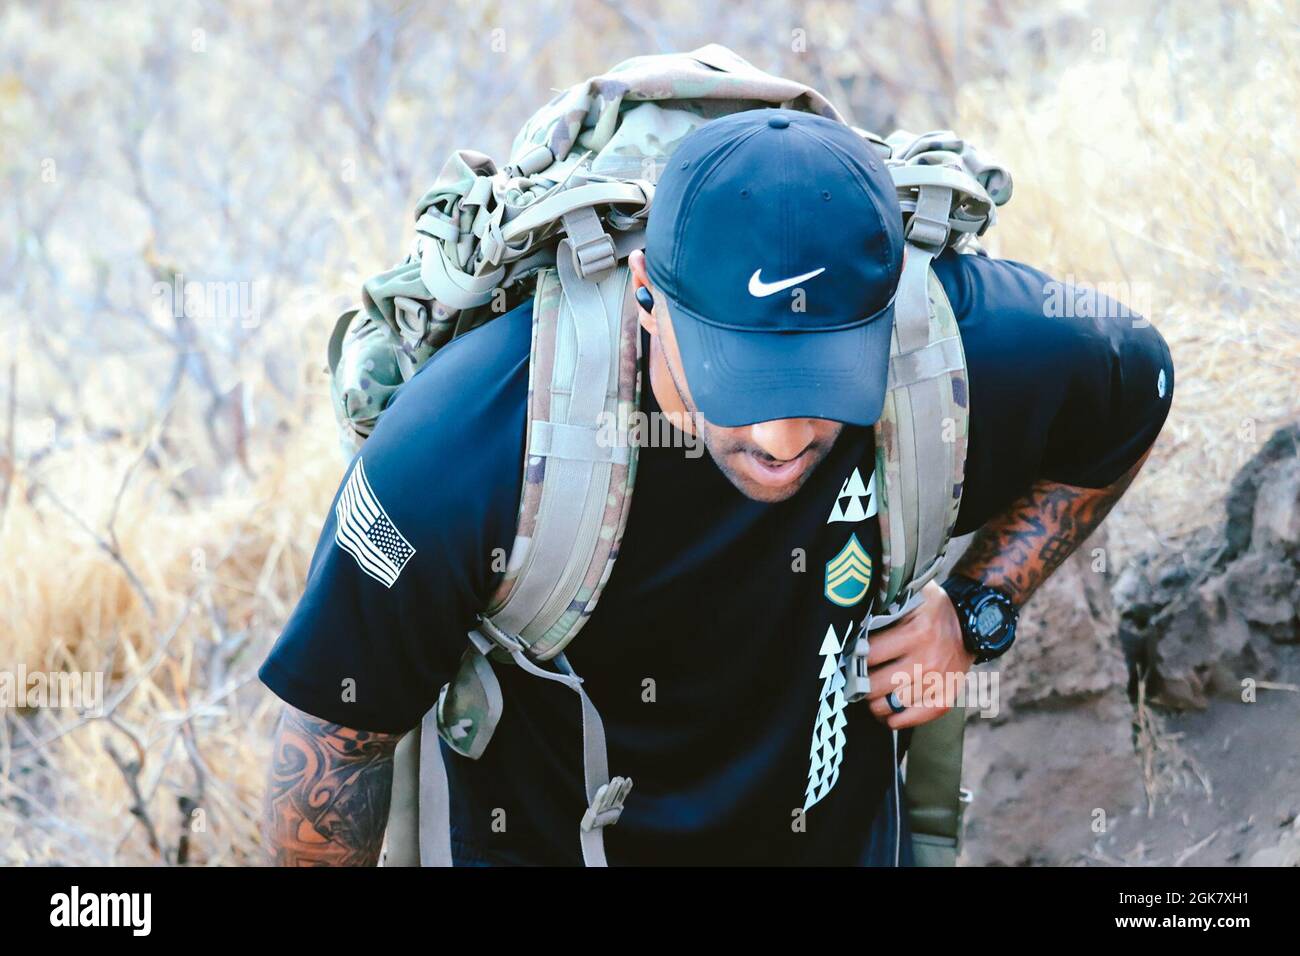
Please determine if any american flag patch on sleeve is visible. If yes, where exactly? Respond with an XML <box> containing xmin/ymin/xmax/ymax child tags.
<box><xmin>334</xmin><ymin>457</ymin><xmax>415</xmax><ymax>588</ymax></box>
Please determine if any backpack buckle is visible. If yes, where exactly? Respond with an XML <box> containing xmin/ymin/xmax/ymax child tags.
<box><xmin>473</xmin><ymin>617</ymin><xmax>526</xmax><ymax>655</ymax></box>
<box><xmin>900</xmin><ymin>179</ymin><xmax>955</xmax><ymax>251</ymax></box>
<box><xmin>562</xmin><ymin>204</ymin><xmax>618</xmax><ymax>278</ymax></box>
<box><xmin>580</xmin><ymin>776</ymin><xmax>634</xmax><ymax>831</ymax></box>
<box><xmin>844</xmin><ymin>634</ymin><xmax>871</xmax><ymax>703</ymax></box>
<box><xmin>569</xmin><ymin>231</ymin><xmax>617</xmax><ymax>278</ymax></box>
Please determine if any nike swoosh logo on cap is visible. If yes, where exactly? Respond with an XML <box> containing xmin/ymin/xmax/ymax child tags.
<box><xmin>747</xmin><ymin>266</ymin><xmax>827</xmax><ymax>297</ymax></box>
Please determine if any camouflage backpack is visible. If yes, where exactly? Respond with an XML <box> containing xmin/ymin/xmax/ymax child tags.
<box><xmin>325</xmin><ymin>44</ymin><xmax>1012</xmax><ymax>867</ymax></box>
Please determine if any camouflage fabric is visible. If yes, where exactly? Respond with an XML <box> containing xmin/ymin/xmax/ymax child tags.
<box><xmin>874</xmin><ymin>269</ymin><xmax>970</xmax><ymax>609</ymax></box>
<box><xmin>507</xmin><ymin>43</ymin><xmax>842</xmax><ymax>178</ymax></box>
<box><xmin>482</xmin><ymin>269</ymin><xmax>643</xmax><ymax>660</ymax></box>
<box><xmin>433</xmin><ymin>640</ymin><xmax>503</xmax><ymax>761</ymax></box>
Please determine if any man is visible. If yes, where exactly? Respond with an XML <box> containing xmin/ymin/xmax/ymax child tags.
<box><xmin>259</xmin><ymin>109</ymin><xmax>1173</xmax><ymax>866</ymax></box>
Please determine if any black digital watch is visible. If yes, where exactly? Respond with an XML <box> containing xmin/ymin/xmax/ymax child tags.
<box><xmin>940</xmin><ymin>574</ymin><xmax>1019</xmax><ymax>664</ymax></box>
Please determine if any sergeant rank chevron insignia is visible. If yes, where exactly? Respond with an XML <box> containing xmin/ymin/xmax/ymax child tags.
<box><xmin>824</xmin><ymin>533</ymin><xmax>873</xmax><ymax>608</ymax></box>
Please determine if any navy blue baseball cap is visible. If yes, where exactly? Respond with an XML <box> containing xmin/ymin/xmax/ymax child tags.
<box><xmin>645</xmin><ymin>108</ymin><xmax>904</xmax><ymax>428</ymax></box>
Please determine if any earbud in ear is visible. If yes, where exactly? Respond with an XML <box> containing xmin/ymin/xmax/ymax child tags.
<box><xmin>635</xmin><ymin>286</ymin><xmax>654</xmax><ymax>312</ymax></box>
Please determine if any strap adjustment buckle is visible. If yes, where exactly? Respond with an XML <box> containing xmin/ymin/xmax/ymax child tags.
<box><xmin>580</xmin><ymin>776</ymin><xmax>634</xmax><ymax>831</ymax></box>
<box><xmin>473</xmin><ymin>617</ymin><xmax>526</xmax><ymax>655</ymax></box>
<box><xmin>845</xmin><ymin>634</ymin><xmax>871</xmax><ymax>703</ymax></box>
<box><xmin>561</xmin><ymin>202</ymin><xmax>618</xmax><ymax>279</ymax></box>
<box><xmin>899</xmin><ymin>179</ymin><xmax>955</xmax><ymax>252</ymax></box>
<box><xmin>569</xmin><ymin>230</ymin><xmax>618</xmax><ymax>278</ymax></box>
<box><xmin>905</xmin><ymin>203</ymin><xmax>951</xmax><ymax>250</ymax></box>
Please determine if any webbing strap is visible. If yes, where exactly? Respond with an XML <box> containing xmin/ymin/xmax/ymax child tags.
<box><xmin>416</xmin><ymin>708</ymin><xmax>454</xmax><ymax>866</ymax></box>
<box><xmin>530</xmin><ymin>419</ymin><xmax>629</xmax><ymax>464</ymax></box>
<box><xmin>561</xmin><ymin>203</ymin><xmax>618</xmax><ymax>278</ymax></box>
<box><xmin>864</xmin><ymin>588</ymin><xmax>926</xmax><ymax>633</ymax></box>
<box><xmin>499</xmin><ymin>181</ymin><xmax>648</xmax><ymax>247</ymax></box>
<box><xmin>904</xmin><ymin>706</ymin><xmax>968</xmax><ymax>867</ymax></box>
<box><xmin>414</xmin><ymin>180</ymin><xmax>644</xmax><ymax>312</ymax></box>
<box><xmin>891</xmin><ymin>728</ymin><xmax>903</xmax><ymax>866</ymax></box>
<box><xmin>891</xmin><ymin>165</ymin><xmax>993</xmax><ymax>210</ymax></box>
<box><xmin>554</xmin><ymin>237</ymin><xmax>614</xmax><ymax>426</ymax></box>
<box><xmin>418</xmin><ymin>236</ymin><xmax>504</xmax><ymax>311</ymax></box>
<box><xmin>908</xmin><ymin>376</ymin><xmax>953</xmax><ymax>585</ymax></box>
<box><xmin>884</xmin><ymin>245</ymin><xmax>933</xmax><ymax>593</ymax></box>
<box><xmin>886</xmin><ymin>335</ymin><xmax>963</xmax><ymax>390</ymax></box>
<box><xmin>491</xmin><ymin>462</ymin><xmax>596</xmax><ymax>637</ymax></box>
<box><xmin>502</xmin><ymin>648</ymin><xmax>631</xmax><ymax>867</ymax></box>
<box><xmin>891</xmin><ymin>243</ymin><xmax>938</xmax><ymax>369</ymax></box>
<box><xmin>382</xmin><ymin>726</ymin><xmax>422</xmax><ymax>866</ymax></box>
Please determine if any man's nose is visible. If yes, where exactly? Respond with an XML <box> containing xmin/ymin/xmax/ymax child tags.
<box><xmin>749</xmin><ymin>419</ymin><xmax>817</xmax><ymax>462</ymax></box>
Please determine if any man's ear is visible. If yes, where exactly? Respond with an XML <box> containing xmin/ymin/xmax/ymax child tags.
<box><xmin>628</xmin><ymin>249</ymin><xmax>658</xmax><ymax>335</ymax></box>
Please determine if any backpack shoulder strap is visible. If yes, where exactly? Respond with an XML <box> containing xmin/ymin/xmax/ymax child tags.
<box><xmin>903</xmin><ymin>706</ymin><xmax>968</xmax><ymax>865</ymax></box>
<box><xmin>873</xmin><ymin>250</ymin><xmax>971</xmax><ymax>615</ymax></box>
<box><xmin>869</xmin><ymin>245</ymin><xmax>973</xmax><ymax>867</ymax></box>
<box><xmin>868</xmin><ymin>130</ymin><xmax>1007</xmax><ymax>620</ymax></box>
<box><xmin>482</xmin><ymin>235</ymin><xmax>642</xmax><ymax>657</ymax></box>
<box><xmin>860</xmin><ymin>145</ymin><xmax>1003</xmax><ymax>866</ymax></box>
<box><xmin>424</xmin><ymin>227</ymin><xmax>642</xmax><ymax>867</ymax></box>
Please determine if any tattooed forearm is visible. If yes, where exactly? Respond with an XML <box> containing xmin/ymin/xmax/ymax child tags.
<box><xmin>953</xmin><ymin>448</ymin><xmax>1151</xmax><ymax>605</ymax></box>
<box><xmin>263</xmin><ymin>705</ymin><xmax>401</xmax><ymax>866</ymax></box>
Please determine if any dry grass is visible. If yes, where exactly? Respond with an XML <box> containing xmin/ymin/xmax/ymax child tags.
<box><xmin>1</xmin><ymin>0</ymin><xmax>1296</xmax><ymax>864</ymax></box>
<box><xmin>0</xmin><ymin>405</ymin><xmax>337</xmax><ymax>864</ymax></box>
<box><xmin>957</xmin><ymin>7</ymin><xmax>1300</xmax><ymax>560</ymax></box>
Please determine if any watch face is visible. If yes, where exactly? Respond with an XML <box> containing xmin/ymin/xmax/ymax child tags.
<box><xmin>974</xmin><ymin>602</ymin><xmax>1005</xmax><ymax>637</ymax></box>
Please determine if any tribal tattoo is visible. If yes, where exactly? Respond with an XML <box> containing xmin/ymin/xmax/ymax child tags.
<box><xmin>263</xmin><ymin>705</ymin><xmax>402</xmax><ymax>866</ymax></box>
<box><xmin>952</xmin><ymin>448</ymin><xmax>1151</xmax><ymax>605</ymax></box>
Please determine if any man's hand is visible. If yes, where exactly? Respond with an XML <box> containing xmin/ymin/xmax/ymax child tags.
<box><xmin>263</xmin><ymin>704</ymin><xmax>402</xmax><ymax>866</ymax></box>
<box><xmin>864</xmin><ymin>580</ymin><xmax>974</xmax><ymax>730</ymax></box>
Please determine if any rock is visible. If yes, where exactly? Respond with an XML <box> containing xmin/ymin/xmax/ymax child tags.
<box><xmin>1223</xmin><ymin>424</ymin><xmax>1300</xmax><ymax>560</ymax></box>
<box><xmin>1205</xmin><ymin>550</ymin><xmax>1299</xmax><ymax>641</ymax></box>
<box><xmin>1119</xmin><ymin>424</ymin><xmax>1300</xmax><ymax>705</ymax></box>
<box><xmin>1252</xmin><ymin>457</ymin><xmax>1300</xmax><ymax>555</ymax></box>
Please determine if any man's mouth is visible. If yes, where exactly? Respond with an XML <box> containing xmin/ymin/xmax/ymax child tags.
<box><xmin>737</xmin><ymin>448</ymin><xmax>813</xmax><ymax>488</ymax></box>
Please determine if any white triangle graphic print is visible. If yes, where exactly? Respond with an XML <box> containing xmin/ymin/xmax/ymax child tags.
<box><xmin>803</xmin><ymin>620</ymin><xmax>854</xmax><ymax>812</ymax></box>
<box><xmin>827</xmin><ymin>467</ymin><xmax>877</xmax><ymax>524</ymax></box>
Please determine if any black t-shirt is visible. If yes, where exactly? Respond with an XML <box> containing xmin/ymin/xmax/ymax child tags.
<box><xmin>259</xmin><ymin>249</ymin><xmax>1174</xmax><ymax>865</ymax></box>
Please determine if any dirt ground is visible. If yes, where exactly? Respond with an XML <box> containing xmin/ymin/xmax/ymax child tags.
<box><xmin>962</xmin><ymin>644</ymin><xmax>1299</xmax><ymax>866</ymax></box>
